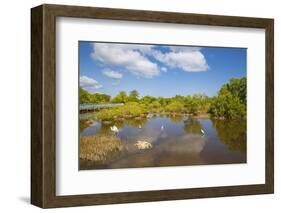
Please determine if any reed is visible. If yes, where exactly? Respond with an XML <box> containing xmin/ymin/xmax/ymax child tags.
<box><xmin>80</xmin><ymin>135</ymin><xmax>126</xmax><ymax>162</ymax></box>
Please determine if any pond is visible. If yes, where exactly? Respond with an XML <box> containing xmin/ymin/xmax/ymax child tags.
<box><xmin>79</xmin><ymin>114</ymin><xmax>246</xmax><ymax>170</ymax></box>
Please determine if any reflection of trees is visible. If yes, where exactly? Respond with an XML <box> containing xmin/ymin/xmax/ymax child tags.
<box><xmin>97</xmin><ymin>123</ymin><xmax>112</xmax><ymax>135</ymax></box>
<box><xmin>114</xmin><ymin>120</ymin><xmax>126</xmax><ymax>129</ymax></box>
<box><xmin>168</xmin><ymin>115</ymin><xmax>183</xmax><ymax>123</ymax></box>
<box><xmin>212</xmin><ymin>119</ymin><xmax>246</xmax><ymax>154</ymax></box>
<box><xmin>126</xmin><ymin>118</ymin><xmax>148</xmax><ymax>128</ymax></box>
<box><xmin>96</xmin><ymin>118</ymin><xmax>149</xmax><ymax>135</ymax></box>
<box><xmin>97</xmin><ymin>120</ymin><xmax>126</xmax><ymax>135</ymax></box>
<box><xmin>184</xmin><ymin>118</ymin><xmax>202</xmax><ymax>134</ymax></box>
<box><xmin>79</xmin><ymin>119</ymin><xmax>89</xmax><ymax>132</ymax></box>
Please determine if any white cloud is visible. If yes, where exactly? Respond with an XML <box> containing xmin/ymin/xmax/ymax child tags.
<box><xmin>94</xmin><ymin>85</ymin><xmax>103</xmax><ymax>89</ymax></box>
<box><xmin>102</xmin><ymin>69</ymin><xmax>123</xmax><ymax>79</ymax></box>
<box><xmin>161</xmin><ymin>67</ymin><xmax>167</xmax><ymax>72</ymax></box>
<box><xmin>80</xmin><ymin>75</ymin><xmax>102</xmax><ymax>91</ymax></box>
<box><xmin>152</xmin><ymin>47</ymin><xmax>209</xmax><ymax>72</ymax></box>
<box><xmin>80</xmin><ymin>75</ymin><xmax>98</xmax><ymax>87</ymax></box>
<box><xmin>169</xmin><ymin>46</ymin><xmax>202</xmax><ymax>53</ymax></box>
<box><xmin>90</xmin><ymin>43</ymin><xmax>209</xmax><ymax>78</ymax></box>
<box><xmin>91</xmin><ymin>43</ymin><xmax>160</xmax><ymax>78</ymax></box>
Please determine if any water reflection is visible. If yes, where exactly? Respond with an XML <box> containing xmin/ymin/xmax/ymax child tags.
<box><xmin>168</xmin><ymin>115</ymin><xmax>184</xmax><ymax>123</ymax></box>
<box><xmin>212</xmin><ymin>119</ymin><xmax>246</xmax><ymax>154</ymax></box>
<box><xmin>79</xmin><ymin>119</ymin><xmax>88</xmax><ymax>132</ymax></box>
<box><xmin>79</xmin><ymin>114</ymin><xmax>246</xmax><ymax>170</ymax></box>
<box><xmin>126</xmin><ymin>117</ymin><xmax>148</xmax><ymax>128</ymax></box>
<box><xmin>184</xmin><ymin>117</ymin><xmax>202</xmax><ymax>134</ymax></box>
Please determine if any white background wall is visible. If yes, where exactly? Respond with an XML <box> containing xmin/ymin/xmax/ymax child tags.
<box><xmin>0</xmin><ymin>0</ymin><xmax>279</xmax><ymax>212</ymax></box>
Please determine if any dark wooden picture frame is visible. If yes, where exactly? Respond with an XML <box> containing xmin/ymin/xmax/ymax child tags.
<box><xmin>31</xmin><ymin>4</ymin><xmax>274</xmax><ymax>208</ymax></box>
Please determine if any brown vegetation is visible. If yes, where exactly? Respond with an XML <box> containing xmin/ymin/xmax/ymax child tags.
<box><xmin>80</xmin><ymin>135</ymin><xmax>127</xmax><ymax>162</ymax></box>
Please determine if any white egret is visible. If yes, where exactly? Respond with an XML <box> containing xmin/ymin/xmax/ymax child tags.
<box><xmin>110</xmin><ymin>125</ymin><xmax>119</xmax><ymax>134</ymax></box>
<box><xmin>200</xmin><ymin>129</ymin><xmax>205</xmax><ymax>135</ymax></box>
<box><xmin>161</xmin><ymin>125</ymin><xmax>164</xmax><ymax>131</ymax></box>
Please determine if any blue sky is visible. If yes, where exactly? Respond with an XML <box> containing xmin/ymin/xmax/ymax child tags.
<box><xmin>79</xmin><ymin>41</ymin><xmax>246</xmax><ymax>97</ymax></box>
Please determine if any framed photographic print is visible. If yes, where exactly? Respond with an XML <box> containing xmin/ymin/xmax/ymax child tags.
<box><xmin>31</xmin><ymin>4</ymin><xmax>274</xmax><ymax>208</ymax></box>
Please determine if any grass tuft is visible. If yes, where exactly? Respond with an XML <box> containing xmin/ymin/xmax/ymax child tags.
<box><xmin>80</xmin><ymin>135</ymin><xmax>126</xmax><ymax>162</ymax></box>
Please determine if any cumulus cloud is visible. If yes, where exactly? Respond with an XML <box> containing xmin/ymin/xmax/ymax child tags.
<box><xmin>90</xmin><ymin>43</ymin><xmax>209</xmax><ymax>78</ymax></box>
<box><xmin>102</xmin><ymin>69</ymin><xmax>123</xmax><ymax>79</ymax></box>
<box><xmin>80</xmin><ymin>75</ymin><xmax>102</xmax><ymax>91</ymax></box>
<box><xmin>91</xmin><ymin>43</ymin><xmax>160</xmax><ymax>78</ymax></box>
<box><xmin>169</xmin><ymin>46</ymin><xmax>202</xmax><ymax>53</ymax></box>
<box><xmin>80</xmin><ymin>75</ymin><xmax>98</xmax><ymax>87</ymax></box>
<box><xmin>152</xmin><ymin>47</ymin><xmax>209</xmax><ymax>72</ymax></box>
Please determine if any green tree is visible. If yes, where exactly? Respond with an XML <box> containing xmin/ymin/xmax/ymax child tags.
<box><xmin>149</xmin><ymin>100</ymin><xmax>162</xmax><ymax>113</ymax></box>
<box><xmin>172</xmin><ymin>95</ymin><xmax>185</xmax><ymax>103</ymax></box>
<box><xmin>79</xmin><ymin>87</ymin><xmax>91</xmax><ymax>104</ymax></box>
<box><xmin>90</xmin><ymin>93</ymin><xmax>111</xmax><ymax>103</ymax></box>
<box><xmin>209</xmin><ymin>77</ymin><xmax>246</xmax><ymax>119</ymax></box>
<box><xmin>165</xmin><ymin>102</ymin><xmax>185</xmax><ymax>113</ymax></box>
<box><xmin>139</xmin><ymin>96</ymin><xmax>156</xmax><ymax>105</ymax></box>
<box><xmin>79</xmin><ymin>87</ymin><xmax>111</xmax><ymax>104</ymax></box>
<box><xmin>220</xmin><ymin>77</ymin><xmax>246</xmax><ymax>104</ymax></box>
<box><xmin>184</xmin><ymin>94</ymin><xmax>209</xmax><ymax>115</ymax></box>
<box><xmin>111</xmin><ymin>91</ymin><xmax>128</xmax><ymax>103</ymax></box>
<box><xmin>185</xmin><ymin>96</ymin><xmax>200</xmax><ymax>115</ymax></box>
<box><xmin>128</xmin><ymin>90</ymin><xmax>139</xmax><ymax>102</ymax></box>
<box><xmin>157</xmin><ymin>97</ymin><xmax>170</xmax><ymax>107</ymax></box>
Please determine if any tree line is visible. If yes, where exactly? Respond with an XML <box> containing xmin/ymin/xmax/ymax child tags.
<box><xmin>80</xmin><ymin>77</ymin><xmax>246</xmax><ymax>119</ymax></box>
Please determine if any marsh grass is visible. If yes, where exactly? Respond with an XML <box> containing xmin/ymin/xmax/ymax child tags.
<box><xmin>80</xmin><ymin>135</ymin><xmax>127</xmax><ymax>162</ymax></box>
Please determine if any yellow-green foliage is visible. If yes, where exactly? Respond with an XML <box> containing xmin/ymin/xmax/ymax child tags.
<box><xmin>95</xmin><ymin>102</ymin><xmax>148</xmax><ymax>121</ymax></box>
<box><xmin>165</xmin><ymin>102</ymin><xmax>185</xmax><ymax>113</ymax></box>
<box><xmin>148</xmin><ymin>101</ymin><xmax>162</xmax><ymax>113</ymax></box>
<box><xmin>80</xmin><ymin>135</ymin><xmax>126</xmax><ymax>162</ymax></box>
<box><xmin>80</xmin><ymin>87</ymin><xmax>111</xmax><ymax>104</ymax></box>
<box><xmin>209</xmin><ymin>77</ymin><xmax>246</xmax><ymax>119</ymax></box>
<box><xmin>82</xmin><ymin>77</ymin><xmax>246</xmax><ymax>120</ymax></box>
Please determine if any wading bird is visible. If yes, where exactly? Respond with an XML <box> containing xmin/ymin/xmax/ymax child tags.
<box><xmin>200</xmin><ymin>129</ymin><xmax>205</xmax><ymax>136</ymax></box>
<box><xmin>161</xmin><ymin>125</ymin><xmax>164</xmax><ymax>131</ymax></box>
<box><xmin>110</xmin><ymin>125</ymin><xmax>119</xmax><ymax>134</ymax></box>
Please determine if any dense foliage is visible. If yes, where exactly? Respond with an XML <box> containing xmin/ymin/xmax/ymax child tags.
<box><xmin>165</xmin><ymin>102</ymin><xmax>185</xmax><ymax>113</ymax></box>
<box><xmin>80</xmin><ymin>87</ymin><xmax>110</xmax><ymax>104</ymax></box>
<box><xmin>80</xmin><ymin>77</ymin><xmax>246</xmax><ymax>120</ymax></box>
<box><xmin>111</xmin><ymin>90</ymin><xmax>140</xmax><ymax>103</ymax></box>
<box><xmin>209</xmin><ymin>77</ymin><xmax>246</xmax><ymax>119</ymax></box>
<box><xmin>95</xmin><ymin>102</ymin><xmax>148</xmax><ymax>122</ymax></box>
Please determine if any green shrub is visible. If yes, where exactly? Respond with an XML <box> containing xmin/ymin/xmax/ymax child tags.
<box><xmin>209</xmin><ymin>92</ymin><xmax>246</xmax><ymax>119</ymax></box>
<box><xmin>95</xmin><ymin>102</ymin><xmax>148</xmax><ymax>121</ymax></box>
<box><xmin>165</xmin><ymin>102</ymin><xmax>185</xmax><ymax>113</ymax></box>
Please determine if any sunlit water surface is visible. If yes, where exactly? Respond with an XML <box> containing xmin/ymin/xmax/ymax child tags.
<box><xmin>80</xmin><ymin>114</ymin><xmax>246</xmax><ymax>170</ymax></box>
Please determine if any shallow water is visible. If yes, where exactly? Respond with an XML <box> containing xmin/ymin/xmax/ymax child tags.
<box><xmin>79</xmin><ymin>114</ymin><xmax>246</xmax><ymax>170</ymax></box>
